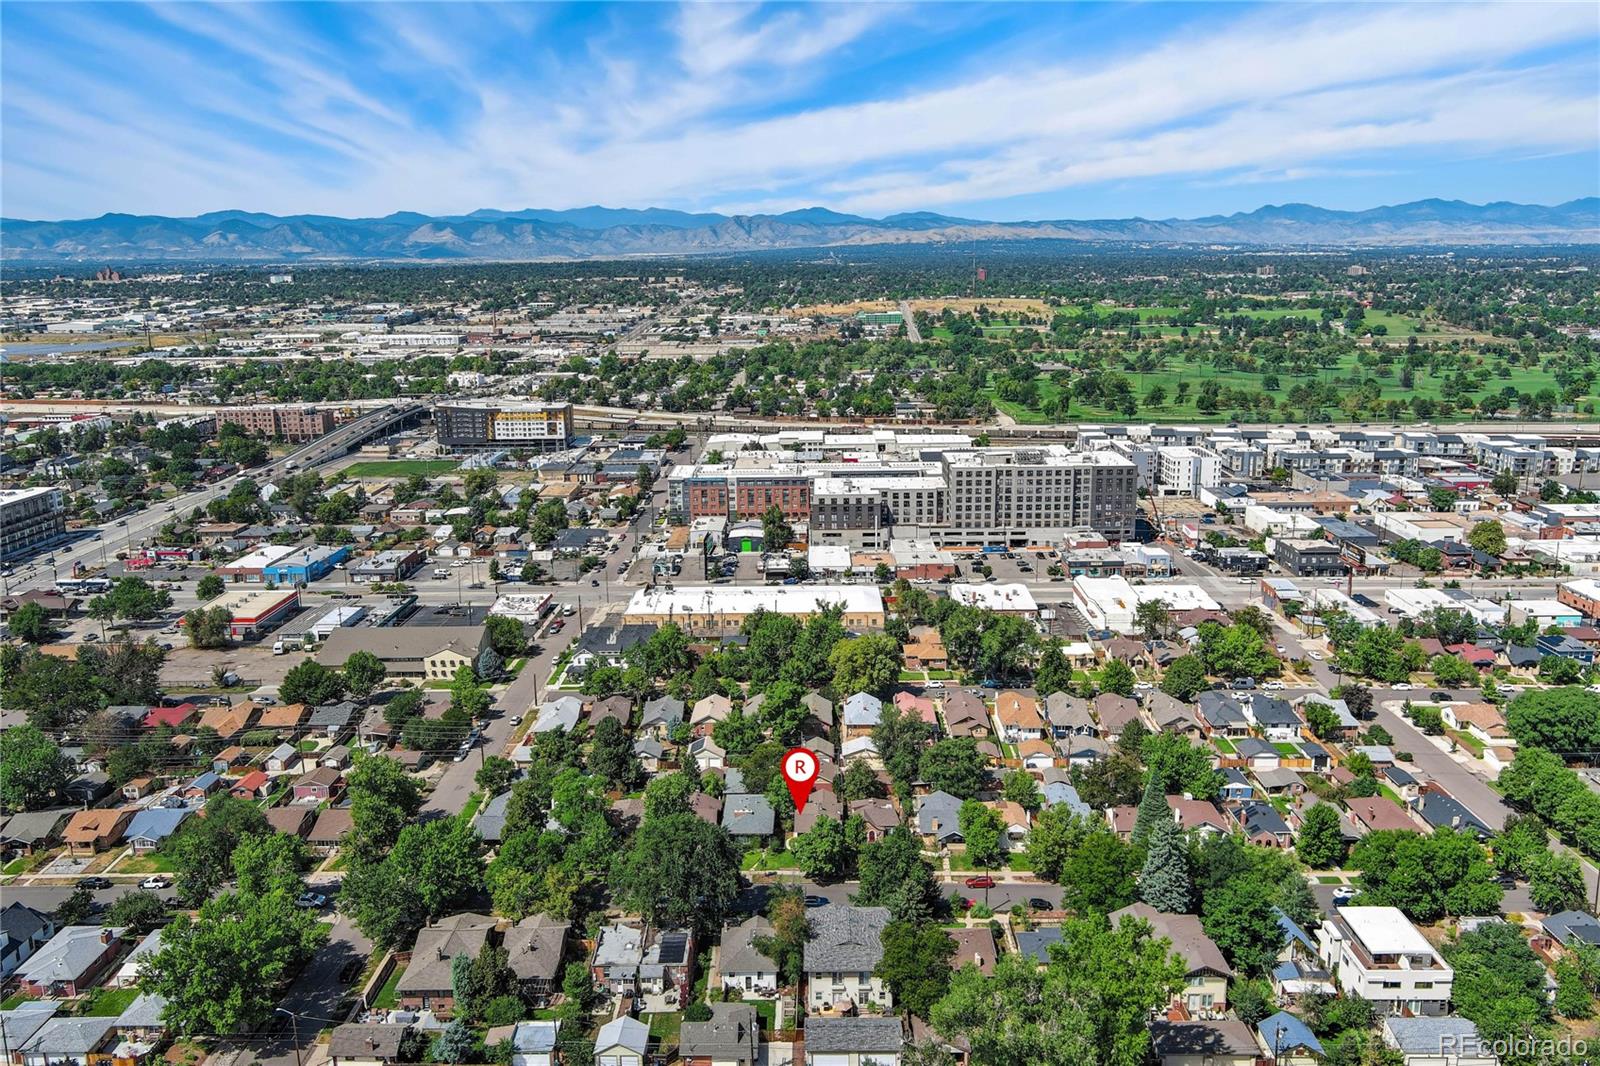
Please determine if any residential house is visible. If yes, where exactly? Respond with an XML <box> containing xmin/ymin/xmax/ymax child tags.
<box><xmin>1111</xmin><ymin>904</ymin><xmax>1232</xmax><ymax>1013</ymax></box>
<box><xmin>893</xmin><ymin>691</ymin><xmax>937</xmax><ymax>728</ymax></box>
<box><xmin>1044</xmin><ymin>692</ymin><xmax>1094</xmax><ymax>738</ymax></box>
<box><xmin>1145</xmin><ymin>692</ymin><xmax>1201</xmax><ymax>738</ymax></box>
<box><xmin>842</xmin><ymin>692</ymin><xmax>884</xmax><ymax>737</ymax></box>
<box><xmin>940</xmin><ymin>691</ymin><xmax>989</xmax><ymax>738</ymax></box>
<box><xmin>639</xmin><ymin>696</ymin><xmax>686</xmax><ymax>738</ymax></box>
<box><xmin>639</xmin><ymin>928</ymin><xmax>696</xmax><ymax>1003</ymax></box>
<box><xmin>0</xmin><ymin>1005</ymin><xmax>61</xmax><ymax>1065</ymax></box>
<box><xmin>212</xmin><ymin>746</ymin><xmax>248</xmax><ymax>773</ymax></box>
<box><xmin>198</xmin><ymin>702</ymin><xmax>257</xmax><ymax>740</ymax></box>
<box><xmin>123</xmin><ymin>808</ymin><xmax>189</xmax><ymax>854</ymax></box>
<box><xmin>328</xmin><ymin>1024</ymin><xmax>414</xmax><ymax>1066</ymax></box>
<box><xmin>719</xmin><ymin>917</ymin><xmax>779</xmax><ymax>999</ymax></box>
<box><xmin>307</xmin><ymin>702</ymin><xmax>360</xmax><ymax>740</ymax></box>
<box><xmin>293</xmin><ymin>766</ymin><xmax>343</xmax><ymax>804</ymax></box>
<box><xmin>1148</xmin><ymin>1019</ymin><xmax>1257</xmax><ymax>1066</ymax></box>
<box><xmin>1093</xmin><ymin>694</ymin><xmax>1143</xmax><ymax>740</ymax></box>
<box><xmin>691</xmin><ymin>694</ymin><xmax>733</xmax><ymax>730</ymax></box>
<box><xmin>258</xmin><ymin>703</ymin><xmax>310</xmax><ymax>732</ymax></box>
<box><xmin>1233</xmin><ymin>737</ymin><xmax>1282</xmax><ymax>774</ymax></box>
<box><xmin>0</xmin><ymin>904</ymin><xmax>55</xmax><ymax>980</ymax></box>
<box><xmin>308</xmin><ymin>808</ymin><xmax>354</xmax><ymax>853</ymax></box>
<box><xmin>62</xmin><ymin>809</ymin><xmax>132</xmax><ymax>856</ymax></box>
<box><xmin>679</xmin><ymin>1003</ymin><xmax>758</xmax><ymax>1066</ymax></box>
<box><xmin>722</xmin><ymin>794</ymin><xmax>777</xmax><ymax>840</ymax></box>
<box><xmin>1381</xmin><ymin>1017</ymin><xmax>1495</xmax><ymax>1066</ymax></box>
<box><xmin>1317</xmin><ymin>907</ymin><xmax>1453</xmax><ymax>1015</ymax></box>
<box><xmin>15</xmin><ymin>1016</ymin><xmax>119</xmax><ymax>1066</ymax></box>
<box><xmin>533</xmin><ymin>696</ymin><xmax>582</xmax><ymax>734</ymax></box>
<box><xmin>14</xmin><ymin>926</ymin><xmax>124</xmax><ymax>998</ymax></box>
<box><xmin>1235</xmin><ymin>801</ymin><xmax>1293</xmax><ymax>848</ymax></box>
<box><xmin>1441</xmin><ymin>703</ymin><xmax>1512</xmax><ymax>746</ymax></box>
<box><xmin>916</xmin><ymin>791</ymin><xmax>964</xmax><ymax>847</ymax></box>
<box><xmin>593</xmin><ymin>1017</ymin><xmax>649</xmax><ymax>1066</ymax></box>
<box><xmin>804</xmin><ymin>905</ymin><xmax>892</xmax><ymax>1011</ymax></box>
<box><xmin>507</xmin><ymin>1021</ymin><xmax>559</xmax><ymax>1066</ymax></box>
<box><xmin>794</xmin><ymin>789</ymin><xmax>844</xmax><ymax>836</ymax></box>
<box><xmin>0</xmin><ymin>809</ymin><xmax>72</xmax><ymax>856</ymax></box>
<box><xmin>1196</xmin><ymin>692</ymin><xmax>1251</xmax><ymax>738</ymax></box>
<box><xmin>1016</xmin><ymin>926</ymin><xmax>1064</xmax><ymax>965</ymax></box>
<box><xmin>1167</xmin><ymin>797</ymin><xmax>1231</xmax><ymax>837</ymax></box>
<box><xmin>949</xmin><ymin>927</ymin><xmax>997</xmax><ymax>975</ymax></box>
<box><xmin>1271</xmin><ymin>908</ymin><xmax>1336</xmax><ymax>1002</ymax></box>
<box><xmin>502</xmin><ymin>914</ymin><xmax>568</xmax><ymax>1006</ymax></box>
<box><xmin>1041</xmin><ymin>779</ymin><xmax>1090</xmax><ymax>816</ymax></box>
<box><xmin>395</xmin><ymin>913</ymin><xmax>497</xmax><ymax>1016</ymax></box>
<box><xmin>1018</xmin><ymin>739</ymin><xmax>1056</xmax><ymax>771</ymax></box>
<box><xmin>803</xmin><ymin>1017</ymin><xmax>903</xmax><ymax>1066</ymax></box>
<box><xmin>1345</xmin><ymin>797</ymin><xmax>1425</xmax><ymax>835</ymax></box>
<box><xmin>687</xmin><ymin>735</ymin><xmax>727</xmax><ymax>772</ymax></box>
<box><xmin>1543</xmin><ymin>910</ymin><xmax>1600</xmax><ymax>950</ymax></box>
<box><xmin>995</xmin><ymin>691</ymin><xmax>1046</xmax><ymax>743</ymax></box>
<box><xmin>588</xmin><ymin>695</ymin><xmax>632</xmax><ymax>730</ymax></box>
<box><xmin>1415</xmin><ymin>791</ymin><xmax>1492</xmax><ymax>840</ymax></box>
<box><xmin>592</xmin><ymin>924</ymin><xmax>647</xmax><ymax>998</ymax></box>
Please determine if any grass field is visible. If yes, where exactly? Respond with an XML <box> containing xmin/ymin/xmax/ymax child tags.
<box><xmin>79</xmin><ymin>986</ymin><xmax>140</xmax><ymax>1017</ymax></box>
<box><xmin>341</xmin><ymin>459</ymin><xmax>460</xmax><ymax>478</ymax></box>
<box><xmin>987</xmin><ymin>345</ymin><xmax>1589</xmax><ymax>424</ymax></box>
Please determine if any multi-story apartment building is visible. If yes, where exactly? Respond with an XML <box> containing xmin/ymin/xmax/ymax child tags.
<box><xmin>0</xmin><ymin>487</ymin><xmax>66</xmax><ymax>560</ymax></box>
<box><xmin>1316</xmin><ymin>906</ymin><xmax>1453</xmax><ymax>1016</ymax></box>
<box><xmin>669</xmin><ymin>445</ymin><xmax>1136</xmax><ymax>546</ymax></box>
<box><xmin>1155</xmin><ymin>445</ymin><xmax>1223</xmax><ymax>496</ymax></box>
<box><xmin>216</xmin><ymin>405</ymin><xmax>335</xmax><ymax>442</ymax></box>
<box><xmin>434</xmin><ymin>401</ymin><xmax>573</xmax><ymax>452</ymax></box>
<box><xmin>942</xmin><ymin>447</ymin><xmax>1137</xmax><ymax>543</ymax></box>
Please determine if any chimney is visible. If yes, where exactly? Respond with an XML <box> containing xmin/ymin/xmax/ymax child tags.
<box><xmin>100</xmin><ymin>928</ymin><xmax>114</xmax><ymax>945</ymax></box>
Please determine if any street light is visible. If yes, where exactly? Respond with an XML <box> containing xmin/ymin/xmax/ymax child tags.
<box><xmin>274</xmin><ymin>1008</ymin><xmax>303</xmax><ymax>1066</ymax></box>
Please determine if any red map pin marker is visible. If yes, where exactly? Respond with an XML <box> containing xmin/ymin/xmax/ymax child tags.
<box><xmin>782</xmin><ymin>747</ymin><xmax>820</xmax><ymax>814</ymax></box>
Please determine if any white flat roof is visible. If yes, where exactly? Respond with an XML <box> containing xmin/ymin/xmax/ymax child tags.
<box><xmin>625</xmin><ymin>584</ymin><xmax>883</xmax><ymax>617</ymax></box>
<box><xmin>950</xmin><ymin>583</ymin><xmax>1039</xmax><ymax>613</ymax></box>
<box><xmin>1339</xmin><ymin>906</ymin><xmax>1435</xmax><ymax>955</ymax></box>
<box><xmin>1132</xmin><ymin>584</ymin><xmax>1220</xmax><ymax>612</ymax></box>
<box><xmin>224</xmin><ymin>543</ymin><xmax>299</xmax><ymax>570</ymax></box>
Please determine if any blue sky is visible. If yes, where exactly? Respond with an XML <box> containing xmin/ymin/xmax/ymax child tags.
<box><xmin>4</xmin><ymin>2</ymin><xmax>1598</xmax><ymax>221</ymax></box>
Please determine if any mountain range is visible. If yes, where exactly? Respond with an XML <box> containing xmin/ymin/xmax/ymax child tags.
<box><xmin>3</xmin><ymin>198</ymin><xmax>1595</xmax><ymax>262</ymax></box>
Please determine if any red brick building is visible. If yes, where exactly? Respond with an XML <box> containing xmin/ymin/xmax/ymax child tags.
<box><xmin>217</xmin><ymin>405</ymin><xmax>335</xmax><ymax>442</ymax></box>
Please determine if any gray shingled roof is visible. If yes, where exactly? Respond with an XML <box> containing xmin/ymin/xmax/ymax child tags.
<box><xmin>721</xmin><ymin>793</ymin><xmax>775</xmax><ymax>836</ymax></box>
<box><xmin>804</xmin><ymin>1017</ymin><xmax>903</xmax><ymax>1054</ymax></box>
<box><xmin>803</xmin><ymin>905</ymin><xmax>889</xmax><ymax>973</ymax></box>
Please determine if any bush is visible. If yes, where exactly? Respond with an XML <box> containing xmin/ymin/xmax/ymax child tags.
<box><xmin>684</xmin><ymin>1001</ymin><xmax>713</xmax><ymax>1023</ymax></box>
<box><xmin>480</xmin><ymin>995</ymin><xmax>526</xmax><ymax>1027</ymax></box>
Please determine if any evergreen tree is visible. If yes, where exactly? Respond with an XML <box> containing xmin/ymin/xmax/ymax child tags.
<box><xmin>1137</xmin><ymin>819</ymin><xmax>1192</xmax><ymax>913</ymax></box>
<box><xmin>1131</xmin><ymin>772</ymin><xmax>1167</xmax><ymax>848</ymax></box>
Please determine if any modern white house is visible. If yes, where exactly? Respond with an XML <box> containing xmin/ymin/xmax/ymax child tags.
<box><xmin>1316</xmin><ymin>907</ymin><xmax>1453</xmax><ymax>1016</ymax></box>
<box><xmin>803</xmin><ymin>906</ymin><xmax>892</xmax><ymax>1012</ymax></box>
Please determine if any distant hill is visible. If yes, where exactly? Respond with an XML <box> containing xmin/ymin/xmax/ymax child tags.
<box><xmin>4</xmin><ymin>198</ymin><xmax>1595</xmax><ymax>261</ymax></box>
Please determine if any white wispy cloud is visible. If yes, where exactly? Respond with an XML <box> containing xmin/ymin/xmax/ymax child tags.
<box><xmin>1</xmin><ymin>1</ymin><xmax>1595</xmax><ymax>219</ymax></box>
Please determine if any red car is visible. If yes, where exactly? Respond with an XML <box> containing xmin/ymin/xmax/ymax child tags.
<box><xmin>964</xmin><ymin>875</ymin><xmax>996</xmax><ymax>889</ymax></box>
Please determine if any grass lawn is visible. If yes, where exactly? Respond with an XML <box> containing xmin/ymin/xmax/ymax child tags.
<box><xmin>947</xmin><ymin>851</ymin><xmax>979</xmax><ymax>872</ymax></box>
<box><xmin>1</xmin><ymin>992</ymin><xmax>37</xmax><ymax>1010</ymax></box>
<box><xmin>1316</xmin><ymin>875</ymin><xmax>1345</xmax><ymax>884</ymax></box>
<box><xmin>116</xmin><ymin>854</ymin><xmax>175</xmax><ymax>874</ymax></box>
<box><xmin>1211</xmin><ymin>737</ymin><xmax>1237</xmax><ymax>754</ymax></box>
<box><xmin>459</xmin><ymin>791</ymin><xmax>486</xmax><ymax>825</ymax></box>
<box><xmin>898</xmin><ymin>670</ymin><xmax>927</xmax><ymax>682</ymax></box>
<box><xmin>926</xmin><ymin>669</ymin><xmax>956</xmax><ymax>680</ymax></box>
<box><xmin>372</xmin><ymin>966</ymin><xmax>403</xmax><ymax>1010</ymax></box>
<box><xmin>299</xmin><ymin>739</ymin><xmax>321</xmax><ymax>752</ymax></box>
<box><xmin>645</xmin><ymin>1012</ymin><xmax>681</xmax><ymax>1043</ymax></box>
<box><xmin>79</xmin><ymin>986</ymin><xmax>140</xmax><ymax>1017</ymax></box>
<box><xmin>1273</xmin><ymin>742</ymin><xmax>1300</xmax><ymax>756</ymax></box>
<box><xmin>1006</xmin><ymin>853</ymin><xmax>1033</xmax><ymax>873</ymax></box>
<box><xmin>1378</xmin><ymin>783</ymin><xmax>1403</xmax><ymax>804</ymax></box>
<box><xmin>741</xmin><ymin>850</ymin><xmax>799</xmax><ymax>872</ymax></box>
<box><xmin>1448</xmin><ymin>729</ymin><xmax>1486</xmax><ymax>757</ymax></box>
<box><xmin>752</xmin><ymin>999</ymin><xmax>776</xmax><ymax>1031</ymax></box>
<box><xmin>342</xmin><ymin>459</ymin><xmax>460</xmax><ymax>478</ymax></box>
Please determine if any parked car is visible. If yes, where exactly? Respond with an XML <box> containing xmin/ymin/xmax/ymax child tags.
<box><xmin>1392</xmin><ymin>682</ymin><xmax>1412</xmax><ymax>691</ymax></box>
<box><xmin>1332</xmin><ymin>886</ymin><xmax>1357</xmax><ymax>904</ymax></box>
<box><xmin>804</xmin><ymin>895</ymin><xmax>829</xmax><ymax>908</ymax></box>
<box><xmin>964</xmin><ymin>875</ymin><xmax>996</xmax><ymax>889</ymax></box>
<box><xmin>140</xmin><ymin>876</ymin><xmax>170</xmax><ymax>890</ymax></box>
<box><xmin>294</xmin><ymin>892</ymin><xmax>327</xmax><ymax>909</ymax></box>
<box><xmin>80</xmin><ymin>876</ymin><xmax>111</xmax><ymax>890</ymax></box>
